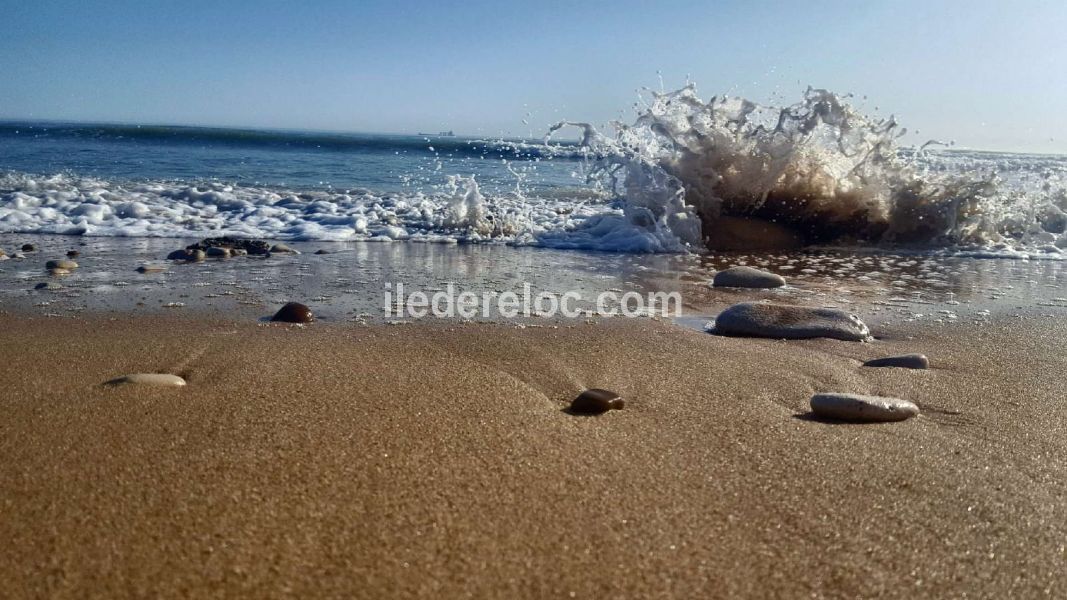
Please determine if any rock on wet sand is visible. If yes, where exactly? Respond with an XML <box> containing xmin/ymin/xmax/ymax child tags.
<box><xmin>136</xmin><ymin>264</ymin><xmax>167</xmax><ymax>274</ymax></box>
<box><xmin>863</xmin><ymin>354</ymin><xmax>929</xmax><ymax>369</ymax></box>
<box><xmin>712</xmin><ymin>266</ymin><xmax>786</xmax><ymax>289</ymax></box>
<box><xmin>271</xmin><ymin>302</ymin><xmax>314</xmax><ymax>323</ymax></box>
<box><xmin>167</xmin><ymin>249</ymin><xmax>206</xmax><ymax>262</ymax></box>
<box><xmin>187</xmin><ymin>237</ymin><xmax>270</xmax><ymax>255</ymax></box>
<box><xmin>106</xmin><ymin>373</ymin><xmax>187</xmax><ymax>387</ymax></box>
<box><xmin>269</xmin><ymin>243</ymin><xmax>299</xmax><ymax>254</ymax></box>
<box><xmin>569</xmin><ymin>389</ymin><xmax>625</xmax><ymax>414</ymax></box>
<box><xmin>810</xmin><ymin>393</ymin><xmax>919</xmax><ymax>422</ymax></box>
<box><xmin>45</xmin><ymin>259</ymin><xmax>78</xmax><ymax>270</ymax></box>
<box><xmin>713</xmin><ymin>302</ymin><xmax>871</xmax><ymax>341</ymax></box>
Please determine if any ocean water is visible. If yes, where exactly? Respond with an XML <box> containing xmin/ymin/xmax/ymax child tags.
<box><xmin>2</xmin><ymin>86</ymin><xmax>1066</xmax><ymax>256</ymax></box>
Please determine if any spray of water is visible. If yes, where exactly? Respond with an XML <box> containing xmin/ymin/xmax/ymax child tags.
<box><xmin>546</xmin><ymin>84</ymin><xmax>1066</xmax><ymax>254</ymax></box>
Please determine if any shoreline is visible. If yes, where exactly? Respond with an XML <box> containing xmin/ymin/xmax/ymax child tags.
<box><xmin>2</xmin><ymin>311</ymin><xmax>1066</xmax><ymax>597</ymax></box>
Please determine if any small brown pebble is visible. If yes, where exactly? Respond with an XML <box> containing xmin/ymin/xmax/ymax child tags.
<box><xmin>66</xmin><ymin>250</ymin><xmax>80</xmax><ymax>258</ymax></box>
<box><xmin>569</xmin><ymin>388</ymin><xmax>624</xmax><ymax>414</ymax></box>
<box><xmin>271</xmin><ymin>302</ymin><xmax>314</xmax><ymax>323</ymax></box>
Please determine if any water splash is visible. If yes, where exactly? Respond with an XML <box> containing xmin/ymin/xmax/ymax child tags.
<box><xmin>546</xmin><ymin>84</ymin><xmax>1067</xmax><ymax>254</ymax></box>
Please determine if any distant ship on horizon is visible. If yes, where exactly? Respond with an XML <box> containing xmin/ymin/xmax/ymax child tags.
<box><xmin>417</xmin><ymin>130</ymin><xmax>455</xmax><ymax>137</ymax></box>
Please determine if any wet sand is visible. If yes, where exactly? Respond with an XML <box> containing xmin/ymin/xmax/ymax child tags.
<box><xmin>2</xmin><ymin>312</ymin><xmax>1066</xmax><ymax>597</ymax></box>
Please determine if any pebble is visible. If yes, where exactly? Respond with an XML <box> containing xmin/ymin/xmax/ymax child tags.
<box><xmin>22</xmin><ymin>243</ymin><xmax>36</xmax><ymax>252</ymax></box>
<box><xmin>712</xmin><ymin>266</ymin><xmax>786</xmax><ymax>288</ymax></box>
<box><xmin>270</xmin><ymin>243</ymin><xmax>300</xmax><ymax>254</ymax></box>
<box><xmin>167</xmin><ymin>249</ymin><xmax>206</xmax><ymax>262</ymax></box>
<box><xmin>136</xmin><ymin>264</ymin><xmax>167</xmax><ymax>273</ymax></box>
<box><xmin>46</xmin><ymin>259</ymin><xmax>78</xmax><ymax>270</ymax></box>
<box><xmin>187</xmin><ymin>237</ymin><xmax>270</xmax><ymax>255</ymax></box>
<box><xmin>314</xmin><ymin>249</ymin><xmax>330</xmax><ymax>254</ymax></box>
<box><xmin>271</xmin><ymin>302</ymin><xmax>314</xmax><ymax>323</ymax></box>
<box><xmin>863</xmin><ymin>354</ymin><xmax>929</xmax><ymax>369</ymax></box>
<box><xmin>48</xmin><ymin>268</ymin><xmax>71</xmax><ymax>276</ymax></box>
<box><xmin>713</xmin><ymin>302</ymin><xmax>871</xmax><ymax>341</ymax></box>
<box><xmin>66</xmin><ymin>250</ymin><xmax>80</xmax><ymax>258</ymax></box>
<box><xmin>34</xmin><ymin>282</ymin><xmax>62</xmax><ymax>290</ymax></box>
<box><xmin>106</xmin><ymin>373</ymin><xmax>187</xmax><ymax>387</ymax></box>
<box><xmin>205</xmin><ymin>246</ymin><xmax>232</xmax><ymax>258</ymax></box>
<box><xmin>810</xmin><ymin>393</ymin><xmax>919</xmax><ymax>422</ymax></box>
<box><xmin>569</xmin><ymin>388</ymin><xmax>625</xmax><ymax>414</ymax></box>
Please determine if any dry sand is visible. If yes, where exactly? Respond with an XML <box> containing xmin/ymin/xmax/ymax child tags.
<box><xmin>1</xmin><ymin>312</ymin><xmax>1065</xmax><ymax>598</ymax></box>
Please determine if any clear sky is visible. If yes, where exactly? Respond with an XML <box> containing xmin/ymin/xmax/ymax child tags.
<box><xmin>2</xmin><ymin>0</ymin><xmax>1065</xmax><ymax>153</ymax></box>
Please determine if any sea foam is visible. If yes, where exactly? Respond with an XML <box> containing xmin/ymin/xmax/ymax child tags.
<box><xmin>2</xmin><ymin>84</ymin><xmax>1066</xmax><ymax>257</ymax></box>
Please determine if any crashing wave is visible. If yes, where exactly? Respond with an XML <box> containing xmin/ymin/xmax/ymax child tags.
<box><xmin>546</xmin><ymin>84</ymin><xmax>1066</xmax><ymax>254</ymax></box>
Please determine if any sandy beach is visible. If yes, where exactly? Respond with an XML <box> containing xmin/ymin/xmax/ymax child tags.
<box><xmin>2</xmin><ymin>310</ymin><xmax>1065</xmax><ymax>598</ymax></box>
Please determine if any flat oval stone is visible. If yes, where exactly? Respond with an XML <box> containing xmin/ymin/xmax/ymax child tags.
<box><xmin>810</xmin><ymin>393</ymin><xmax>919</xmax><ymax>422</ymax></box>
<box><xmin>863</xmin><ymin>354</ymin><xmax>929</xmax><ymax>369</ymax></box>
<box><xmin>271</xmin><ymin>302</ymin><xmax>314</xmax><ymax>323</ymax></box>
<box><xmin>205</xmin><ymin>246</ymin><xmax>232</xmax><ymax>258</ymax></box>
<box><xmin>107</xmin><ymin>373</ymin><xmax>187</xmax><ymax>387</ymax></box>
<box><xmin>167</xmin><ymin>249</ymin><xmax>206</xmax><ymax>262</ymax></box>
<box><xmin>136</xmin><ymin>264</ymin><xmax>167</xmax><ymax>273</ymax></box>
<box><xmin>712</xmin><ymin>266</ymin><xmax>786</xmax><ymax>288</ymax></box>
<box><xmin>569</xmin><ymin>388</ymin><xmax>625</xmax><ymax>414</ymax></box>
<box><xmin>269</xmin><ymin>243</ymin><xmax>300</xmax><ymax>254</ymax></box>
<box><xmin>45</xmin><ymin>259</ymin><xmax>78</xmax><ymax>270</ymax></box>
<box><xmin>34</xmin><ymin>282</ymin><xmax>62</xmax><ymax>290</ymax></box>
<box><xmin>22</xmin><ymin>243</ymin><xmax>36</xmax><ymax>252</ymax></box>
<box><xmin>66</xmin><ymin>250</ymin><xmax>80</xmax><ymax>258</ymax></box>
<box><xmin>714</xmin><ymin>302</ymin><xmax>871</xmax><ymax>341</ymax></box>
<box><xmin>49</xmin><ymin>268</ymin><xmax>72</xmax><ymax>276</ymax></box>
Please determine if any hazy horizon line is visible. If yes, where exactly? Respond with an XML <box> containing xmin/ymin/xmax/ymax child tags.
<box><xmin>0</xmin><ymin>115</ymin><xmax>1062</xmax><ymax>156</ymax></box>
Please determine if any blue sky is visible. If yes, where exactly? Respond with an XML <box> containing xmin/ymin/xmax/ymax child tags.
<box><xmin>2</xmin><ymin>0</ymin><xmax>1065</xmax><ymax>152</ymax></box>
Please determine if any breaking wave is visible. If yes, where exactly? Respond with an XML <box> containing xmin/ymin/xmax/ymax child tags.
<box><xmin>546</xmin><ymin>84</ymin><xmax>1067</xmax><ymax>255</ymax></box>
<box><xmin>2</xmin><ymin>84</ymin><xmax>1066</xmax><ymax>257</ymax></box>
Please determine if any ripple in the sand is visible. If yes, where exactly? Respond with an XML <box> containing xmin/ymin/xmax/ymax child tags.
<box><xmin>713</xmin><ymin>302</ymin><xmax>871</xmax><ymax>341</ymax></box>
<box><xmin>712</xmin><ymin>266</ymin><xmax>786</xmax><ymax>288</ymax></box>
<box><xmin>863</xmin><ymin>354</ymin><xmax>929</xmax><ymax>369</ymax></box>
<box><xmin>271</xmin><ymin>302</ymin><xmax>315</xmax><ymax>323</ymax></box>
<box><xmin>45</xmin><ymin>259</ymin><xmax>78</xmax><ymax>270</ymax></box>
<box><xmin>810</xmin><ymin>393</ymin><xmax>919</xmax><ymax>422</ymax></box>
<box><xmin>569</xmin><ymin>388</ymin><xmax>625</xmax><ymax>415</ymax></box>
<box><xmin>106</xmin><ymin>373</ymin><xmax>187</xmax><ymax>387</ymax></box>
